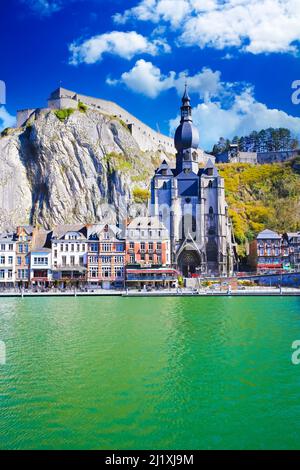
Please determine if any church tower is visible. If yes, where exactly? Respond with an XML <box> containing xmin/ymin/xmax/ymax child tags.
<box><xmin>151</xmin><ymin>86</ymin><xmax>235</xmax><ymax>277</ymax></box>
<box><xmin>174</xmin><ymin>85</ymin><xmax>200</xmax><ymax>175</ymax></box>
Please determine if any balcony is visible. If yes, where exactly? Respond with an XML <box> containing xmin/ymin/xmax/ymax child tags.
<box><xmin>53</xmin><ymin>264</ymin><xmax>86</xmax><ymax>271</ymax></box>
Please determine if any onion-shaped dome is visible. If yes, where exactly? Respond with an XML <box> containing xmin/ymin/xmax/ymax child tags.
<box><xmin>175</xmin><ymin>121</ymin><xmax>200</xmax><ymax>151</ymax></box>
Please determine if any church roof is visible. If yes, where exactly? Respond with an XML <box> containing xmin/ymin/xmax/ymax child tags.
<box><xmin>200</xmin><ymin>158</ymin><xmax>219</xmax><ymax>177</ymax></box>
<box><xmin>174</xmin><ymin>121</ymin><xmax>200</xmax><ymax>152</ymax></box>
<box><xmin>155</xmin><ymin>159</ymin><xmax>174</xmax><ymax>176</ymax></box>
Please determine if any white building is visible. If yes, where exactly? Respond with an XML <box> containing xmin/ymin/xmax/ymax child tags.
<box><xmin>0</xmin><ymin>233</ymin><xmax>16</xmax><ymax>287</ymax></box>
<box><xmin>51</xmin><ymin>224</ymin><xmax>88</xmax><ymax>285</ymax></box>
<box><xmin>30</xmin><ymin>230</ymin><xmax>52</xmax><ymax>286</ymax></box>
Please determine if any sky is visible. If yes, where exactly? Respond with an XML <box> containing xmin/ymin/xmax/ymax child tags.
<box><xmin>1</xmin><ymin>0</ymin><xmax>300</xmax><ymax>150</ymax></box>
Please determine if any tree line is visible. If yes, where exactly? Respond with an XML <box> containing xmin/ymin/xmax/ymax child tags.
<box><xmin>211</xmin><ymin>128</ymin><xmax>299</xmax><ymax>155</ymax></box>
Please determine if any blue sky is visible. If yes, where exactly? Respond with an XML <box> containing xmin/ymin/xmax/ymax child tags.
<box><xmin>1</xmin><ymin>0</ymin><xmax>300</xmax><ymax>150</ymax></box>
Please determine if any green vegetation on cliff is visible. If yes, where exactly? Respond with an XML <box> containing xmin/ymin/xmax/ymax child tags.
<box><xmin>54</xmin><ymin>108</ymin><xmax>75</xmax><ymax>122</ymax></box>
<box><xmin>218</xmin><ymin>160</ymin><xmax>300</xmax><ymax>257</ymax></box>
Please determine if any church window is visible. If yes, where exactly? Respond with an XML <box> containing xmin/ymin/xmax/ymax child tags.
<box><xmin>209</xmin><ymin>206</ymin><xmax>214</xmax><ymax>215</ymax></box>
<box><xmin>207</xmin><ymin>168</ymin><xmax>213</xmax><ymax>176</ymax></box>
<box><xmin>208</xmin><ymin>181</ymin><xmax>213</xmax><ymax>188</ymax></box>
<box><xmin>192</xmin><ymin>216</ymin><xmax>197</xmax><ymax>233</ymax></box>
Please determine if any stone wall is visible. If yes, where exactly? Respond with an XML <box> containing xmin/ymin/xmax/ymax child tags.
<box><xmin>258</xmin><ymin>149</ymin><xmax>300</xmax><ymax>163</ymax></box>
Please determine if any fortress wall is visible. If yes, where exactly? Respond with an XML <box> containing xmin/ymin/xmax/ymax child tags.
<box><xmin>16</xmin><ymin>109</ymin><xmax>37</xmax><ymax>128</ymax></box>
<box><xmin>49</xmin><ymin>90</ymin><xmax>176</xmax><ymax>154</ymax></box>
<box><xmin>16</xmin><ymin>88</ymin><xmax>176</xmax><ymax>154</ymax></box>
<box><xmin>258</xmin><ymin>150</ymin><xmax>300</xmax><ymax>163</ymax></box>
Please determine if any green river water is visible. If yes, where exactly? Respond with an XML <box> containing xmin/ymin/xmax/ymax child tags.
<box><xmin>0</xmin><ymin>296</ymin><xmax>300</xmax><ymax>450</ymax></box>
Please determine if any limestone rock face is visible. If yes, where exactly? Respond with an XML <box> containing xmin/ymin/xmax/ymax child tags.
<box><xmin>0</xmin><ymin>109</ymin><xmax>172</xmax><ymax>231</ymax></box>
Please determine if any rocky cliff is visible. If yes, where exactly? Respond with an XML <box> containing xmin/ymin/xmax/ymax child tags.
<box><xmin>0</xmin><ymin>108</ymin><xmax>172</xmax><ymax>231</ymax></box>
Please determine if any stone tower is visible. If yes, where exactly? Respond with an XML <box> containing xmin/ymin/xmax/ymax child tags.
<box><xmin>151</xmin><ymin>87</ymin><xmax>234</xmax><ymax>276</ymax></box>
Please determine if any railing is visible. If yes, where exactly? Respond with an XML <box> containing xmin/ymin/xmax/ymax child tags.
<box><xmin>53</xmin><ymin>264</ymin><xmax>86</xmax><ymax>269</ymax></box>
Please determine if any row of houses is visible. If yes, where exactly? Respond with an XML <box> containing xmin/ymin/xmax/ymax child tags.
<box><xmin>0</xmin><ymin>219</ymin><xmax>177</xmax><ymax>289</ymax></box>
<box><xmin>249</xmin><ymin>229</ymin><xmax>300</xmax><ymax>272</ymax></box>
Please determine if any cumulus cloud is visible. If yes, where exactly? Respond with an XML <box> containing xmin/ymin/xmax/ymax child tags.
<box><xmin>114</xmin><ymin>0</ymin><xmax>300</xmax><ymax>55</ymax></box>
<box><xmin>107</xmin><ymin>60</ymin><xmax>225</xmax><ymax>99</ymax></box>
<box><xmin>0</xmin><ymin>107</ymin><xmax>16</xmax><ymax>132</ymax></box>
<box><xmin>69</xmin><ymin>31</ymin><xmax>170</xmax><ymax>65</ymax></box>
<box><xmin>170</xmin><ymin>88</ymin><xmax>300</xmax><ymax>150</ymax></box>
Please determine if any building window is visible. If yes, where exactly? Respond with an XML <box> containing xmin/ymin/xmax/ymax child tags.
<box><xmin>129</xmin><ymin>242</ymin><xmax>134</xmax><ymax>250</ymax></box>
<box><xmin>8</xmin><ymin>270</ymin><xmax>13</xmax><ymax>279</ymax></box>
<box><xmin>71</xmin><ymin>244</ymin><xmax>75</xmax><ymax>252</ymax></box>
<box><xmin>89</xmin><ymin>266</ymin><xmax>98</xmax><ymax>278</ymax></box>
<box><xmin>0</xmin><ymin>270</ymin><xmax>4</xmax><ymax>279</ymax></box>
<box><xmin>0</xmin><ymin>256</ymin><xmax>5</xmax><ymax>265</ymax></box>
<box><xmin>8</xmin><ymin>256</ymin><xmax>13</xmax><ymax>265</ymax></box>
<box><xmin>102</xmin><ymin>244</ymin><xmax>111</xmax><ymax>252</ymax></box>
<box><xmin>114</xmin><ymin>267</ymin><xmax>124</xmax><ymax>278</ymax></box>
<box><xmin>19</xmin><ymin>244</ymin><xmax>23</xmax><ymax>253</ymax></box>
<box><xmin>82</xmin><ymin>244</ymin><xmax>86</xmax><ymax>252</ymax></box>
<box><xmin>102</xmin><ymin>266</ymin><xmax>111</xmax><ymax>278</ymax></box>
<box><xmin>89</xmin><ymin>243</ymin><xmax>98</xmax><ymax>252</ymax></box>
<box><xmin>62</xmin><ymin>256</ymin><xmax>67</xmax><ymax>267</ymax></box>
<box><xmin>70</xmin><ymin>256</ymin><xmax>75</xmax><ymax>266</ymax></box>
<box><xmin>17</xmin><ymin>257</ymin><xmax>22</xmax><ymax>265</ymax></box>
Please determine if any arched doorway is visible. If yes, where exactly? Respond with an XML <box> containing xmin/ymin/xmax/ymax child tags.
<box><xmin>178</xmin><ymin>249</ymin><xmax>201</xmax><ymax>277</ymax></box>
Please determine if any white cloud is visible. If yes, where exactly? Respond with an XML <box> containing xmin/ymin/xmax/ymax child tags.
<box><xmin>108</xmin><ymin>59</ymin><xmax>175</xmax><ymax>98</ymax></box>
<box><xmin>0</xmin><ymin>107</ymin><xmax>16</xmax><ymax>132</ymax></box>
<box><xmin>69</xmin><ymin>31</ymin><xmax>170</xmax><ymax>65</ymax></box>
<box><xmin>114</xmin><ymin>0</ymin><xmax>216</xmax><ymax>27</ymax></box>
<box><xmin>170</xmin><ymin>88</ymin><xmax>300</xmax><ymax>150</ymax></box>
<box><xmin>114</xmin><ymin>0</ymin><xmax>300</xmax><ymax>55</ymax></box>
<box><xmin>107</xmin><ymin>60</ymin><xmax>224</xmax><ymax>99</ymax></box>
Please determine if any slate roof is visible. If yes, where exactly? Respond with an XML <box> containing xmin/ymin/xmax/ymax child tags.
<box><xmin>257</xmin><ymin>229</ymin><xmax>281</xmax><ymax>240</ymax></box>
<box><xmin>52</xmin><ymin>224</ymin><xmax>87</xmax><ymax>240</ymax></box>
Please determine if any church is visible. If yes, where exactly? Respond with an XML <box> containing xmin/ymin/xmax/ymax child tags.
<box><xmin>150</xmin><ymin>87</ymin><xmax>235</xmax><ymax>277</ymax></box>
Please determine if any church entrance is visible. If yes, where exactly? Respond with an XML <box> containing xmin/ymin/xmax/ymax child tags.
<box><xmin>178</xmin><ymin>249</ymin><xmax>201</xmax><ymax>277</ymax></box>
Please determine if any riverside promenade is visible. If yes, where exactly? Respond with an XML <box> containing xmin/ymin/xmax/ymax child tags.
<box><xmin>0</xmin><ymin>287</ymin><xmax>300</xmax><ymax>297</ymax></box>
